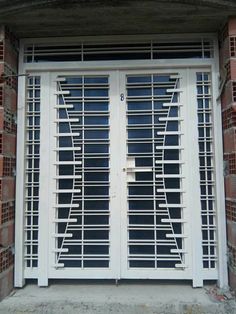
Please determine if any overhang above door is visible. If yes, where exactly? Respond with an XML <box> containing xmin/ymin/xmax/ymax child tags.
<box><xmin>0</xmin><ymin>0</ymin><xmax>236</xmax><ymax>38</ymax></box>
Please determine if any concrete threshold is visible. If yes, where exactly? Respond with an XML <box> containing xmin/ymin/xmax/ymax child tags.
<box><xmin>0</xmin><ymin>280</ymin><xmax>236</xmax><ymax>314</ymax></box>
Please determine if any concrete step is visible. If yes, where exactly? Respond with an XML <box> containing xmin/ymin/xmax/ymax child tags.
<box><xmin>0</xmin><ymin>282</ymin><xmax>236</xmax><ymax>314</ymax></box>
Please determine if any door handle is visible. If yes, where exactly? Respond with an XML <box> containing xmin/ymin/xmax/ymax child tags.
<box><xmin>126</xmin><ymin>167</ymin><xmax>153</xmax><ymax>173</ymax></box>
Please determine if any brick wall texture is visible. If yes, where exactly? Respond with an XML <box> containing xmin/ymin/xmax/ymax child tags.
<box><xmin>0</xmin><ymin>26</ymin><xmax>17</xmax><ymax>300</ymax></box>
<box><xmin>220</xmin><ymin>18</ymin><xmax>236</xmax><ymax>291</ymax></box>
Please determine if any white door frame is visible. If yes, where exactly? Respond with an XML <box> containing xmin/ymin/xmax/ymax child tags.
<box><xmin>14</xmin><ymin>35</ymin><xmax>228</xmax><ymax>289</ymax></box>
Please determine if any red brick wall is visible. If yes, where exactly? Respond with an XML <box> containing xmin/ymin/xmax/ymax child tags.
<box><xmin>220</xmin><ymin>18</ymin><xmax>236</xmax><ymax>291</ymax></box>
<box><xmin>0</xmin><ymin>26</ymin><xmax>18</xmax><ymax>300</ymax></box>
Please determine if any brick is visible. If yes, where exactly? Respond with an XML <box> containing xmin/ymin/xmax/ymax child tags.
<box><xmin>0</xmin><ymin>266</ymin><xmax>13</xmax><ymax>300</ymax></box>
<box><xmin>3</xmin><ymin>69</ymin><xmax>17</xmax><ymax>91</ymax></box>
<box><xmin>226</xmin><ymin>199</ymin><xmax>236</xmax><ymax>222</ymax></box>
<box><xmin>220</xmin><ymin>18</ymin><xmax>236</xmax><ymax>294</ymax></box>
<box><xmin>220</xmin><ymin>81</ymin><xmax>236</xmax><ymax>110</ymax></box>
<box><xmin>0</xmin><ymin>201</ymin><xmax>14</xmax><ymax>225</ymax></box>
<box><xmin>4</xmin><ymin>27</ymin><xmax>19</xmax><ymax>54</ymax></box>
<box><xmin>0</xmin><ymin>133</ymin><xmax>16</xmax><ymax>155</ymax></box>
<box><xmin>229</xmin><ymin>60</ymin><xmax>236</xmax><ymax>80</ymax></box>
<box><xmin>224</xmin><ymin>153</ymin><xmax>236</xmax><ymax>174</ymax></box>
<box><xmin>225</xmin><ymin>175</ymin><xmax>236</xmax><ymax>199</ymax></box>
<box><xmin>0</xmin><ymin>247</ymin><xmax>13</xmax><ymax>274</ymax></box>
<box><xmin>0</xmin><ymin>63</ymin><xmax>4</xmax><ymax>77</ymax></box>
<box><xmin>230</xmin><ymin>36</ymin><xmax>236</xmax><ymax>58</ymax></box>
<box><xmin>4</xmin><ymin>85</ymin><xmax>17</xmax><ymax>112</ymax></box>
<box><xmin>0</xmin><ymin>26</ymin><xmax>17</xmax><ymax>300</ymax></box>
<box><xmin>222</xmin><ymin>106</ymin><xmax>236</xmax><ymax>129</ymax></box>
<box><xmin>227</xmin><ymin>220</ymin><xmax>236</xmax><ymax>248</ymax></box>
<box><xmin>0</xmin><ymin>83</ymin><xmax>18</xmax><ymax>111</ymax></box>
<box><xmin>0</xmin><ymin>107</ymin><xmax>4</xmax><ymax>130</ymax></box>
<box><xmin>228</xmin><ymin>19</ymin><xmax>236</xmax><ymax>36</ymax></box>
<box><xmin>223</xmin><ymin>128</ymin><xmax>236</xmax><ymax>153</ymax></box>
<box><xmin>4</xmin><ymin>40</ymin><xmax>18</xmax><ymax>72</ymax></box>
<box><xmin>0</xmin><ymin>221</ymin><xmax>14</xmax><ymax>248</ymax></box>
<box><xmin>0</xmin><ymin>178</ymin><xmax>15</xmax><ymax>201</ymax></box>
<box><xmin>0</xmin><ymin>42</ymin><xmax>3</xmax><ymax>62</ymax></box>
<box><xmin>0</xmin><ymin>155</ymin><xmax>16</xmax><ymax>177</ymax></box>
<box><xmin>219</xmin><ymin>38</ymin><xmax>230</xmax><ymax>72</ymax></box>
<box><xmin>219</xmin><ymin>22</ymin><xmax>229</xmax><ymax>44</ymax></box>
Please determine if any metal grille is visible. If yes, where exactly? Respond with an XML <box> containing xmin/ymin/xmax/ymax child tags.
<box><xmin>196</xmin><ymin>72</ymin><xmax>217</xmax><ymax>269</ymax></box>
<box><xmin>24</xmin><ymin>39</ymin><xmax>213</xmax><ymax>63</ymax></box>
<box><xmin>24</xmin><ymin>76</ymin><xmax>40</xmax><ymax>268</ymax></box>
<box><xmin>126</xmin><ymin>74</ymin><xmax>186</xmax><ymax>269</ymax></box>
<box><xmin>54</xmin><ymin>76</ymin><xmax>110</xmax><ymax>268</ymax></box>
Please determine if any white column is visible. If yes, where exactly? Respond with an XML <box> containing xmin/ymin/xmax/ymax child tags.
<box><xmin>37</xmin><ymin>72</ymin><xmax>51</xmax><ymax>286</ymax></box>
<box><xmin>14</xmin><ymin>50</ymin><xmax>26</xmax><ymax>287</ymax></box>
<box><xmin>186</xmin><ymin>69</ymin><xmax>204</xmax><ymax>287</ymax></box>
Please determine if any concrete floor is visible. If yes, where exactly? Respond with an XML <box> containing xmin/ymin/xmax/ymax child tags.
<box><xmin>0</xmin><ymin>281</ymin><xmax>236</xmax><ymax>314</ymax></box>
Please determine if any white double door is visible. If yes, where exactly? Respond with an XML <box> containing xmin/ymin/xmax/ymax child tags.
<box><xmin>38</xmin><ymin>69</ymin><xmax>205</xmax><ymax>284</ymax></box>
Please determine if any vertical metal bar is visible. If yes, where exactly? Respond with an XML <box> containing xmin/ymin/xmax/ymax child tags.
<box><xmin>119</xmin><ymin>71</ymin><xmax>129</xmax><ymax>277</ymax></box>
<box><xmin>187</xmin><ymin>69</ymin><xmax>204</xmax><ymax>287</ymax></box>
<box><xmin>37</xmin><ymin>72</ymin><xmax>51</xmax><ymax>286</ymax></box>
<box><xmin>14</xmin><ymin>41</ymin><xmax>27</xmax><ymax>287</ymax></box>
<box><xmin>109</xmin><ymin>71</ymin><xmax>121</xmax><ymax>278</ymax></box>
<box><xmin>151</xmin><ymin>74</ymin><xmax>157</xmax><ymax>268</ymax></box>
<box><xmin>48</xmin><ymin>73</ymin><xmax>58</xmax><ymax>278</ymax></box>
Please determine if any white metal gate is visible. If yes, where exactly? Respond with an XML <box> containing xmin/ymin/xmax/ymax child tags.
<box><xmin>43</xmin><ymin>68</ymin><xmax>213</xmax><ymax>282</ymax></box>
<box><xmin>16</xmin><ymin>67</ymin><xmax>225</xmax><ymax>287</ymax></box>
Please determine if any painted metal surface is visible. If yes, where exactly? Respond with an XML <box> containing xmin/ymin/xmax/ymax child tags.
<box><xmin>15</xmin><ymin>35</ymin><xmax>227</xmax><ymax>287</ymax></box>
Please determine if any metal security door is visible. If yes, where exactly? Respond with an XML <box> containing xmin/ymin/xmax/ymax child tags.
<box><xmin>48</xmin><ymin>72</ymin><xmax>120</xmax><ymax>279</ymax></box>
<box><xmin>119</xmin><ymin>70</ymin><xmax>193</xmax><ymax>279</ymax></box>
<box><xmin>45</xmin><ymin>69</ymin><xmax>203</xmax><ymax>282</ymax></box>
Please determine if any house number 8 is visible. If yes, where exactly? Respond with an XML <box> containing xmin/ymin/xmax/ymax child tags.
<box><xmin>120</xmin><ymin>93</ymin><xmax>125</xmax><ymax>101</ymax></box>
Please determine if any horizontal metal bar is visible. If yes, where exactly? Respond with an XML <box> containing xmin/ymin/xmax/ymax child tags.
<box><xmin>161</xmin><ymin>219</ymin><xmax>186</xmax><ymax>223</ymax></box>
<box><xmin>175</xmin><ymin>264</ymin><xmax>187</xmax><ymax>268</ymax></box>
<box><xmin>156</xmin><ymin>189</ymin><xmax>185</xmax><ymax>193</ymax></box>
<box><xmin>166</xmin><ymin>89</ymin><xmax>182</xmax><ymax>93</ymax></box>
<box><xmin>52</xmin><ymin>233</ymin><xmax>73</xmax><ymax>238</ymax></box>
<box><xmin>155</xmin><ymin>160</ymin><xmax>184</xmax><ymax>164</ymax></box>
<box><xmin>53</xmin><ymin>249</ymin><xmax>69</xmax><ymax>253</ymax></box>
<box><xmin>162</xmin><ymin>102</ymin><xmax>182</xmax><ymax>107</ymax></box>
<box><xmin>53</xmin><ymin>264</ymin><xmax>64</xmax><ymax>268</ymax></box>
<box><xmin>54</xmin><ymin>161</ymin><xmax>82</xmax><ymax>165</ymax></box>
<box><xmin>171</xmin><ymin>249</ymin><xmax>186</xmax><ymax>253</ymax></box>
<box><xmin>155</xmin><ymin>146</ymin><xmax>183</xmax><ymax>150</ymax></box>
<box><xmin>54</xmin><ymin>204</ymin><xmax>80</xmax><ymax>208</ymax></box>
<box><xmin>54</xmin><ymin>189</ymin><xmax>81</xmax><ymax>193</ymax></box>
<box><xmin>158</xmin><ymin>117</ymin><xmax>183</xmax><ymax>121</ymax></box>
<box><xmin>55</xmin><ymin>77</ymin><xmax>66</xmax><ymax>82</ymax></box>
<box><xmin>54</xmin><ymin>133</ymin><xmax>81</xmax><ymax>137</ymax></box>
<box><xmin>166</xmin><ymin>234</ymin><xmax>187</xmax><ymax>238</ymax></box>
<box><xmin>156</xmin><ymin>174</ymin><xmax>184</xmax><ymax>178</ymax></box>
<box><xmin>54</xmin><ymin>118</ymin><xmax>80</xmax><ymax>122</ymax></box>
<box><xmin>54</xmin><ymin>147</ymin><xmax>82</xmax><ymax>151</ymax></box>
<box><xmin>157</xmin><ymin>131</ymin><xmax>183</xmax><ymax>135</ymax></box>
<box><xmin>55</xmin><ymin>91</ymin><xmax>70</xmax><ymax>95</ymax></box>
<box><xmin>159</xmin><ymin>204</ymin><xmax>185</xmax><ymax>208</ymax></box>
<box><xmin>53</xmin><ymin>219</ymin><xmax>78</xmax><ymax>223</ymax></box>
<box><xmin>54</xmin><ymin>175</ymin><xmax>82</xmax><ymax>179</ymax></box>
<box><xmin>54</xmin><ymin>105</ymin><xmax>74</xmax><ymax>109</ymax></box>
<box><xmin>126</xmin><ymin>167</ymin><xmax>153</xmax><ymax>173</ymax></box>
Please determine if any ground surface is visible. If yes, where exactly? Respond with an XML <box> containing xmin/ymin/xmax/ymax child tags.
<box><xmin>0</xmin><ymin>281</ymin><xmax>236</xmax><ymax>314</ymax></box>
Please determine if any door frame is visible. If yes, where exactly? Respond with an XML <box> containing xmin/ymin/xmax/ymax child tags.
<box><xmin>15</xmin><ymin>34</ymin><xmax>227</xmax><ymax>289</ymax></box>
